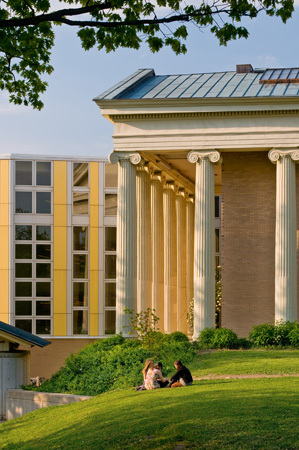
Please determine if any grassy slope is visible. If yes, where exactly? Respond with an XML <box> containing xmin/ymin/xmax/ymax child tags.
<box><xmin>189</xmin><ymin>349</ymin><xmax>299</xmax><ymax>377</ymax></box>
<box><xmin>1</xmin><ymin>378</ymin><xmax>298</xmax><ymax>449</ymax></box>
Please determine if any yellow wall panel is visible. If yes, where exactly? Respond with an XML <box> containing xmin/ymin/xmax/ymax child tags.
<box><xmin>90</xmin><ymin>162</ymin><xmax>99</xmax><ymax>206</ymax></box>
<box><xmin>53</xmin><ymin>161</ymin><xmax>67</xmax><ymax>336</ymax></box>
<box><xmin>89</xmin><ymin>227</ymin><xmax>99</xmax><ymax>271</ymax></box>
<box><xmin>89</xmin><ymin>270</ymin><xmax>99</xmax><ymax>336</ymax></box>
<box><xmin>0</xmin><ymin>226</ymin><xmax>9</xmax><ymax>270</ymax></box>
<box><xmin>0</xmin><ymin>160</ymin><xmax>10</xmax><ymax>205</ymax></box>
<box><xmin>53</xmin><ymin>314</ymin><xmax>67</xmax><ymax>336</ymax></box>
<box><xmin>89</xmin><ymin>313</ymin><xmax>98</xmax><ymax>336</ymax></box>
<box><xmin>54</xmin><ymin>227</ymin><xmax>67</xmax><ymax>270</ymax></box>
<box><xmin>89</xmin><ymin>205</ymin><xmax>99</xmax><ymax>226</ymax></box>
<box><xmin>0</xmin><ymin>161</ymin><xmax>10</xmax><ymax>322</ymax></box>
<box><xmin>53</xmin><ymin>161</ymin><xmax>67</xmax><ymax>205</ymax></box>
<box><xmin>53</xmin><ymin>205</ymin><xmax>67</xmax><ymax>227</ymax></box>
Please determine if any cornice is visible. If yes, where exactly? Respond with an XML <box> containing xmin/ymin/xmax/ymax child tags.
<box><xmin>108</xmin><ymin>109</ymin><xmax>299</xmax><ymax>122</ymax></box>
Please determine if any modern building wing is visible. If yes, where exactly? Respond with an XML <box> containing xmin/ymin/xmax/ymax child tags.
<box><xmin>94</xmin><ymin>64</ymin><xmax>299</xmax><ymax>340</ymax></box>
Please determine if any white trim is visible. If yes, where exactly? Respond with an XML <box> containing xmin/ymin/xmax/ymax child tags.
<box><xmin>0</xmin><ymin>153</ymin><xmax>109</xmax><ymax>163</ymax></box>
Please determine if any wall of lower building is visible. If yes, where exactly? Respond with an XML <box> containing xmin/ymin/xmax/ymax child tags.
<box><xmin>23</xmin><ymin>339</ymin><xmax>96</xmax><ymax>379</ymax></box>
<box><xmin>0</xmin><ymin>160</ymin><xmax>10</xmax><ymax>323</ymax></box>
<box><xmin>221</xmin><ymin>152</ymin><xmax>276</xmax><ymax>337</ymax></box>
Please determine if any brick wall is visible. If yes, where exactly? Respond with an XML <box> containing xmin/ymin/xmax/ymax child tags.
<box><xmin>22</xmin><ymin>339</ymin><xmax>96</xmax><ymax>380</ymax></box>
<box><xmin>221</xmin><ymin>152</ymin><xmax>276</xmax><ymax>337</ymax></box>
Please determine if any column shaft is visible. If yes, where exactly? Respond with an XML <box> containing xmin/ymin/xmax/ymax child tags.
<box><xmin>275</xmin><ymin>155</ymin><xmax>297</xmax><ymax>321</ymax></box>
<box><xmin>151</xmin><ymin>175</ymin><xmax>164</xmax><ymax>329</ymax></box>
<box><xmin>136</xmin><ymin>167</ymin><xmax>152</xmax><ymax>313</ymax></box>
<box><xmin>186</xmin><ymin>198</ymin><xmax>195</xmax><ymax>336</ymax></box>
<box><xmin>176</xmin><ymin>192</ymin><xmax>187</xmax><ymax>333</ymax></box>
<box><xmin>163</xmin><ymin>183</ymin><xmax>177</xmax><ymax>333</ymax></box>
<box><xmin>116</xmin><ymin>158</ymin><xmax>137</xmax><ymax>335</ymax></box>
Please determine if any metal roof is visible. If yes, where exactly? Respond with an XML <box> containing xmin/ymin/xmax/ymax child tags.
<box><xmin>0</xmin><ymin>321</ymin><xmax>51</xmax><ymax>348</ymax></box>
<box><xmin>94</xmin><ymin>67</ymin><xmax>299</xmax><ymax>101</ymax></box>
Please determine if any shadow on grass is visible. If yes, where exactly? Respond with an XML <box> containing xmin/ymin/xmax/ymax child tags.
<box><xmin>1</xmin><ymin>378</ymin><xmax>298</xmax><ymax>449</ymax></box>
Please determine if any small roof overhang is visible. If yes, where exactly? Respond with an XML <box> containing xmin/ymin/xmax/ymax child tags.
<box><xmin>0</xmin><ymin>321</ymin><xmax>51</xmax><ymax>348</ymax></box>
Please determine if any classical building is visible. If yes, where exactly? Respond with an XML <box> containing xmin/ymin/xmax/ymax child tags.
<box><xmin>94</xmin><ymin>64</ymin><xmax>299</xmax><ymax>339</ymax></box>
<box><xmin>0</xmin><ymin>154</ymin><xmax>117</xmax><ymax>377</ymax></box>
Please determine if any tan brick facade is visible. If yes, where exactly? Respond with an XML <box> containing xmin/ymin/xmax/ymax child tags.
<box><xmin>221</xmin><ymin>152</ymin><xmax>276</xmax><ymax>337</ymax></box>
<box><xmin>22</xmin><ymin>339</ymin><xmax>96</xmax><ymax>380</ymax></box>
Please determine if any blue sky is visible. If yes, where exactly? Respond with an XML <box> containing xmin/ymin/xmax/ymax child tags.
<box><xmin>1</xmin><ymin>7</ymin><xmax>299</xmax><ymax>159</ymax></box>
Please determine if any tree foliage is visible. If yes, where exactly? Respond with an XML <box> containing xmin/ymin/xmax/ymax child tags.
<box><xmin>0</xmin><ymin>0</ymin><xmax>294</xmax><ymax>109</ymax></box>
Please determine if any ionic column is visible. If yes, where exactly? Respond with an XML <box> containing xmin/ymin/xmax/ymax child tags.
<box><xmin>151</xmin><ymin>171</ymin><xmax>165</xmax><ymax>329</ymax></box>
<box><xmin>136</xmin><ymin>163</ymin><xmax>152</xmax><ymax>313</ymax></box>
<box><xmin>163</xmin><ymin>181</ymin><xmax>177</xmax><ymax>333</ymax></box>
<box><xmin>188</xmin><ymin>150</ymin><xmax>221</xmax><ymax>338</ymax></box>
<box><xmin>176</xmin><ymin>188</ymin><xmax>187</xmax><ymax>333</ymax></box>
<box><xmin>269</xmin><ymin>149</ymin><xmax>298</xmax><ymax>322</ymax></box>
<box><xmin>186</xmin><ymin>194</ymin><xmax>195</xmax><ymax>336</ymax></box>
<box><xmin>109</xmin><ymin>151</ymin><xmax>141</xmax><ymax>336</ymax></box>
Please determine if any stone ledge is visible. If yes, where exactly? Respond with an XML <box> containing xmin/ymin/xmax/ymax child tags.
<box><xmin>6</xmin><ymin>389</ymin><xmax>92</xmax><ymax>421</ymax></box>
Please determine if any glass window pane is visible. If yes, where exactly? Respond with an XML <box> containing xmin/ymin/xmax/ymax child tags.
<box><xmin>73</xmin><ymin>192</ymin><xmax>88</xmax><ymax>215</ymax></box>
<box><xmin>105</xmin><ymin>310</ymin><xmax>116</xmax><ymax>335</ymax></box>
<box><xmin>73</xmin><ymin>310</ymin><xmax>88</xmax><ymax>335</ymax></box>
<box><xmin>15</xmin><ymin>263</ymin><xmax>32</xmax><ymax>278</ymax></box>
<box><xmin>15</xmin><ymin>161</ymin><xmax>32</xmax><ymax>185</ymax></box>
<box><xmin>15</xmin><ymin>282</ymin><xmax>32</xmax><ymax>297</ymax></box>
<box><xmin>105</xmin><ymin>283</ymin><xmax>116</xmax><ymax>307</ymax></box>
<box><xmin>215</xmin><ymin>228</ymin><xmax>220</xmax><ymax>253</ymax></box>
<box><xmin>105</xmin><ymin>164</ymin><xmax>118</xmax><ymax>188</ymax></box>
<box><xmin>105</xmin><ymin>255</ymin><xmax>116</xmax><ymax>279</ymax></box>
<box><xmin>15</xmin><ymin>301</ymin><xmax>32</xmax><ymax>316</ymax></box>
<box><xmin>36</xmin><ymin>192</ymin><xmax>51</xmax><ymax>214</ymax></box>
<box><xmin>105</xmin><ymin>194</ymin><xmax>117</xmax><ymax>215</ymax></box>
<box><xmin>73</xmin><ymin>255</ymin><xmax>88</xmax><ymax>278</ymax></box>
<box><xmin>36</xmin><ymin>226</ymin><xmax>51</xmax><ymax>241</ymax></box>
<box><xmin>73</xmin><ymin>282</ymin><xmax>88</xmax><ymax>307</ymax></box>
<box><xmin>215</xmin><ymin>196</ymin><xmax>220</xmax><ymax>218</ymax></box>
<box><xmin>73</xmin><ymin>163</ymin><xmax>88</xmax><ymax>187</ymax></box>
<box><xmin>36</xmin><ymin>263</ymin><xmax>51</xmax><ymax>278</ymax></box>
<box><xmin>15</xmin><ymin>244</ymin><xmax>32</xmax><ymax>259</ymax></box>
<box><xmin>15</xmin><ymin>225</ymin><xmax>32</xmax><ymax>240</ymax></box>
<box><xmin>15</xmin><ymin>192</ymin><xmax>32</xmax><ymax>213</ymax></box>
<box><xmin>36</xmin><ymin>282</ymin><xmax>51</xmax><ymax>297</ymax></box>
<box><xmin>36</xmin><ymin>319</ymin><xmax>51</xmax><ymax>335</ymax></box>
<box><xmin>36</xmin><ymin>244</ymin><xmax>51</xmax><ymax>259</ymax></box>
<box><xmin>105</xmin><ymin>227</ymin><xmax>116</xmax><ymax>251</ymax></box>
<box><xmin>36</xmin><ymin>301</ymin><xmax>51</xmax><ymax>316</ymax></box>
<box><xmin>15</xmin><ymin>319</ymin><xmax>32</xmax><ymax>333</ymax></box>
<box><xmin>73</xmin><ymin>227</ymin><xmax>88</xmax><ymax>251</ymax></box>
<box><xmin>36</xmin><ymin>162</ymin><xmax>51</xmax><ymax>186</ymax></box>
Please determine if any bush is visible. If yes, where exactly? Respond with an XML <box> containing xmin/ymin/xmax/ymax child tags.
<box><xmin>198</xmin><ymin>327</ymin><xmax>239</xmax><ymax>349</ymax></box>
<box><xmin>249</xmin><ymin>321</ymin><xmax>299</xmax><ymax>347</ymax></box>
<box><xmin>249</xmin><ymin>323</ymin><xmax>276</xmax><ymax>347</ymax></box>
<box><xmin>288</xmin><ymin>322</ymin><xmax>299</xmax><ymax>347</ymax></box>
<box><xmin>29</xmin><ymin>332</ymin><xmax>197</xmax><ymax>396</ymax></box>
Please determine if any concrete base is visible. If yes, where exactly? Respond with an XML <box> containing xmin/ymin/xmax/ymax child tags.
<box><xmin>6</xmin><ymin>389</ymin><xmax>92</xmax><ymax>420</ymax></box>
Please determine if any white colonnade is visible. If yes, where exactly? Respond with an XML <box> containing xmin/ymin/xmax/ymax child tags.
<box><xmin>269</xmin><ymin>148</ymin><xmax>298</xmax><ymax>323</ymax></box>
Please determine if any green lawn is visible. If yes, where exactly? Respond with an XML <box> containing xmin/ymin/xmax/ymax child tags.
<box><xmin>1</xmin><ymin>378</ymin><xmax>298</xmax><ymax>449</ymax></box>
<box><xmin>189</xmin><ymin>349</ymin><xmax>299</xmax><ymax>377</ymax></box>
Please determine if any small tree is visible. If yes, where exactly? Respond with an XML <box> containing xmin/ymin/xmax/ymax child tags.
<box><xmin>124</xmin><ymin>307</ymin><xmax>160</xmax><ymax>349</ymax></box>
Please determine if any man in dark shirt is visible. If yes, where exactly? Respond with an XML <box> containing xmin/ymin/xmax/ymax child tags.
<box><xmin>169</xmin><ymin>360</ymin><xmax>193</xmax><ymax>387</ymax></box>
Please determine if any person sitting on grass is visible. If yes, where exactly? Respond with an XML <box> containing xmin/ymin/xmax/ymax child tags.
<box><xmin>143</xmin><ymin>359</ymin><xmax>168</xmax><ymax>390</ymax></box>
<box><xmin>169</xmin><ymin>360</ymin><xmax>193</xmax><ymax>388</ymax></box>
<box><xmin>155</xmin><ymin>362</ymin><xmax>169</xmax><ymax>388</ymax></box>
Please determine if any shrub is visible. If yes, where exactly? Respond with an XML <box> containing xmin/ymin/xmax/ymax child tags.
<box><xmin>274</xmin><ymin>321</ymin><xmax>297</xmax><ymax>346</ymax></box>
<box><xmin>249</xmin><ymin>323</ymin><xmax>276</xmax><ymax>347</ymax></box>
<box><xmin>163</xmin><ymin>331</ymin><xmax>190</xmax><ymax>344</ymax></box>
<box><xmin>287</xmin><ymin>322</ymin><xmax>299</xmax><ymax>347</ymax></box>
<box><xmin>198</xmin><ymin>327</ymin><xmax>239</xmax><ymax>349</ymax></box>
<box><xmin>198</xmin><ymin>327</ymin><xmax>217</xmax><ymax>348</ymax></box>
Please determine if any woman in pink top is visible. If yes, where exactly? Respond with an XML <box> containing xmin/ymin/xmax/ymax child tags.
<box><xmin>142</xmin><ymin>359</ymin><xmax>167</xmax><ymax>390</ymax></box>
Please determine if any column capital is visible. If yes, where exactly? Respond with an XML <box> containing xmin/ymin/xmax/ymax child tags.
<box><xmin>268</xmin><ymin>148</ymin><xmax>299</xmax><ymax>163</ymax></box>
<box><xmin>109</xmin><ymin>151</ymin><xmax>144</xmax><ymax>165</ymax></box>
<box><xmin>186</xmin><ymin>192</ymin><xmax>194</xmax><ymax>203</ymax></box>
<box><xmin>150</xmin><ymin>170</ymin><xmax>166</xmax><ymax>184</ymax></box>
<box><xmin>187</xmin><ymin>150</ymin><xmax>221</xmax><ymax>164</ymax></box>
<box><xmin>163</xmin><ymin>180</ymin><xmax>179</xmax><ymax>194</ymax></box>
<box><xmin>176</xmin><ymin>187</ymin><xmax>186</xmax><ymax>198</ymax></box>
<box><xmin>136</xmin><ymin>161</ymin><xmax>151</xmax><ymax>174</ymax></box>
